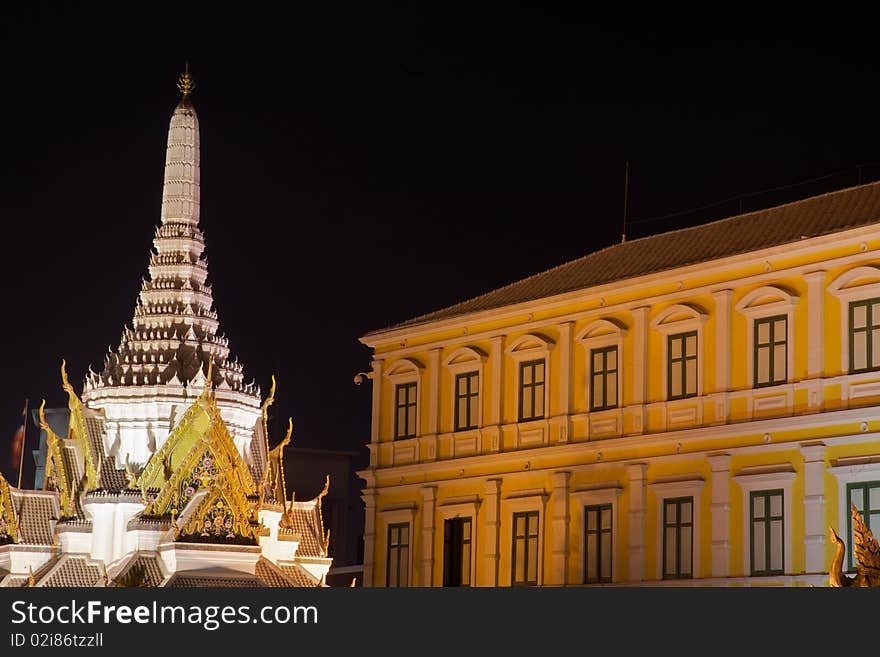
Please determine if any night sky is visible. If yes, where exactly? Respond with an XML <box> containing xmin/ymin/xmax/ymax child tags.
<box><xmin>2</xmin><ymin>5</ymin><xmax>879</xmax><ymax>485</ymax></box>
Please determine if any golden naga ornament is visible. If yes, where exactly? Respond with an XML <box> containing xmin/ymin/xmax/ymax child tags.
<box><xmin>829</xmin><ymin>503</ymin><xmax>880</xmax><ymax>586</ymax></box>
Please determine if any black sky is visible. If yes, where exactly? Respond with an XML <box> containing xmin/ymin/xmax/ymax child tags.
<box><xmin>2</xmin><ymin>5</ymin><xmax>879</xmax><ymax>484</ymax></box>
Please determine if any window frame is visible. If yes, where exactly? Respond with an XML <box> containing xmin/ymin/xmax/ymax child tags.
<box><xmin>505</xmin><ymin>333</ymin><xmax>555</xmax><ymax>428</ymax></box>
<box><xmin>576</xmin><ymin>318</ymin><xmax>627</xmax><ymax>416</ymax></box>
<box><xmin>749</xmin><ymin>489</ymin><xmax>785</xmax><ymax>576</ymax></box>
<box><xmin>443</xmin><ymin>347</ymin><xmax>487</xmax><ymax>434</ymax></box>
<box><xmin>394</xmin><ymin>381</ymin><xmax>418</xmax><ymax>440</ymax></box>
<box><xmin>662</xmin><ymin>496</ymin><xmax>694</xmax><ymax>580</ymax></box>
<box><xmin>650</xmin><ymin>304</ymin><xmax>707</xmax><ymax>401</ymax></box>
<box><xmin>735</xmin><ymin>285</ymin><xmax>799</xmax><ymax>391</ymax></box>
<box><xmin>518</xmin><ymin>359</ymin><xmax>546</xmax><ymax>422</ymax></box>
<box><xmin>454</xmin><ymin>371</ymin><xmax>480</xmax><ymax>432</ymax></box>
<box><xmin>384</xmin><ymin>358</ymin><xmax>424</xmax><ymax>442</ymax></box>
<box><xmin>511</xmin><ymin>510</ymin><xmax>540</xmax><ymax>586</ymax></box>
<box><xmin>732</xmin><ymin>466</ymin><xmax>795</xmax><ymax>578</ymax></box>
<box><xmin>828</xmin><ymin>266</ymin><xmax>880</xmax><ymax>373</ymax></box>
<box><xmin>753</xmin><ymin>314</ymin><xmax>788</xmax><ymax>388</ymax></box>
<box><xmin>571</xmin><ymin>485</ymin><xmax>622</xmax><ymax>584</ymax></box>
<box><xmin>584</xmin><ymin>503</ymin><xmax>613</xmax><ymax>583</ymax></box>
<box><xmin>849</xmin><ymin>297</ymin><xmax>880</xmax><ymax>374</ymax></box>
<box><xmin>648</xmin><ymin>476</ymin><xmax>704</xmax><ymax>581</ymax></box>
<box><xmin>846</xmin><ymin>481</ymin><xmax>880</xmax><ymax>572</ymax></box>
<box><xmin>386</xmin><ymin>522</ymin><xmax>410</xmax><ymax>587</ymax></box>
<box><xmin>666</xmin><ymin>331</ymin><xmax>698</xmax><ymax>401</ymax></box>
<box><xmin>589</xmin><ymin>345</ymin><xmax>619</xmax><ymax>412</ymax></box>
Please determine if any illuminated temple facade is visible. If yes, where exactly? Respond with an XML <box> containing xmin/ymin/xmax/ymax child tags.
<box><xmin>359</xmin><ymin>180</ymin><xmax>880</xmax><ymax>587</ymax></box>
<box><xmin>0</xmin><ymin>70</ymin><xmax>332</xmax><ymax>587</ymax></box>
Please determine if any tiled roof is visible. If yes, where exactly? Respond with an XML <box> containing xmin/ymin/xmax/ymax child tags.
<box><xmin>371</xmin><ymin>181</ymin><xmax>880</xmax><ymax>333</ymax></box>
<box><xmin>165</xmin><ymin>574</ymin><xmax>260</xmax><ymax>587</ymax></box>
<box><xmin>254</xmin><ymin>558</ymin><xmax>296</xmax><ymax>587</ymax></box>
<box><xmin>2</xmin><ymin>576</ymin><xmax>28</xmax><ymax>588</ymax></box>
<box><xmin>13</xmin><ymin>493</ymin><xmax>56</xmax><ymax>545</ymax></box>
<box><xmin>40</xmin><ymin>556</ymin><xmax>103</xmax><ymax>587</ymax></box>
<box><xmin>277</xmin><ymin>563</ymin><xmax>320</xmax><ymax>587</ymax></box>
<box><xmin>84</xmin><ymin>411</ymin><xmax>129</xmax><ymax>492</ymax></box>
<box><xmin>112</xmin><ymin>554</ymin><xmax>165</xmax><ymax>587</ymax></box>
<box><xmin>289</xmin><ymin>504</ymin><xmax>324</xmax><ymax>558</ymax></box>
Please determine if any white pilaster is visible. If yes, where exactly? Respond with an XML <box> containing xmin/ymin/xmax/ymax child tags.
<box><xmin>550</xmin><ymin>470</ymin><xmax>571</xmax><ymax>584</ymax></box>
<box><xmin>361</xmin><ymin>487</ymin><xmax>377</xmax><ymax>587</ymax></box>
<box><xmin>804</xmin><ymin>270</ymin><xmax>827</xmax><ymax>379</ymax></box>
<box><xmin>801</xmin><ymin>442</ymin><xmax>827</xmax><ymax>573</ymax></box>
<box><xmin>554</xmin><ymin>323</ymin><xmax>572</xmax><ymax>443</ymax></box>
<box><xmin>428</xmin><ymin>349</ymin><xmax>440</xmax><ymax>435</ymax></box>
<box><xmin>488</xmin><ymin>337</ymin><xmax>504</xmax><ymax>453</ymax></box>
<box><xmin>479</xmin><ymin>478</ymin><xmax>502</xmax><ymax>586</ymax></box>
<box><xmin>627</xmin><ymin>463</ymin><xmax>647</xmax><ymax>582</ymax></box>
<box><xmin>631</xmin><ymin>307</ymin><xmax>649</xmax><ymax>404</ymax></box>
<box><xmin>712</xmin><ymin>289</ymin><xmax>733</xmax><ymax>393</ymax></box>
<box><xmin>707</xmin><ymin>453</ymin><xmax>731</xmax><ymax>577</ymax></box>
<box><xmin>420</xmin><ymin>486</ymin><xmax>437</xmax><ymax>586</ymax></box>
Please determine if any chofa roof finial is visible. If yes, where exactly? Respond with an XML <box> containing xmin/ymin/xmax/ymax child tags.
<box><xmin>177</xmin><ymin>62</ymin><xmax>195</xmax><ymax>100</ymax></box>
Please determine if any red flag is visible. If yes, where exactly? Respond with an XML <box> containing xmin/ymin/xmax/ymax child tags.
<box><xmin>9</xmin><ymin>400</ymin><xmax>26</xmax><ymax>469</ymax></box>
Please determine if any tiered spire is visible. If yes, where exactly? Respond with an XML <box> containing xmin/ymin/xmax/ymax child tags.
<box><xmin>87</xmin><ymin>68</ymin><xmax>258</xmax><ymax>398</ymax></box>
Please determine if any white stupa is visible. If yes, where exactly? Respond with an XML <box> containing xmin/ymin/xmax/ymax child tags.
<box><xmin>0</xmin><ymin>68</ymin><xmax>331</xmax><ymax>588</ymax></box>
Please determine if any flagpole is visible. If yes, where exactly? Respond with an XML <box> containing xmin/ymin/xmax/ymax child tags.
<box><xmin>17</xmin><ymin>398</ymin><xmax>28</xmax><ymax>489</ymax></box>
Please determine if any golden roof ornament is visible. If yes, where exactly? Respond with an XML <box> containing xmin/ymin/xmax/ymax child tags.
<box><xmin>829</xmin><ymin>503</ymin><xmax>880</xmax><ymax>586</ymax></box>
<box><xmin>177</xmin><ymin>63</ymin><xmax>195</xmax><ymax>100</ymax></box>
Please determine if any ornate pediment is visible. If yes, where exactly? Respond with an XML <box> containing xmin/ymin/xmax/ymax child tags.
<box><xmin>177</xmin><ymin>485</ymin><xmax>260</xmax><ymax>545</ymax></box>
<box><xmin>137</xmin><ymin>384</ymin><xmax>256</xmax><ymax>518</ymax></box>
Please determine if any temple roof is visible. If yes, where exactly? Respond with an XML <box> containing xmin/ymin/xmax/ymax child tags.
<box><xmin>367</xmin><ymin>180</ymin><xmax>880</xmax><ymax>335</ymax></box>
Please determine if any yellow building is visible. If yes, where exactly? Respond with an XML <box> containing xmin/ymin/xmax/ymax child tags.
<box><xmin>357</xmin><ymin>181</ymin><xmax>880</xmax><ymax>586</ymax></box>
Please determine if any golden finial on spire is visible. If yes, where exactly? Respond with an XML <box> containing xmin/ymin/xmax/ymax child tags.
<box><xmin>177</xmin><ymin>62</ymin><xmax>195</xmax><ymax>100</ymax></box>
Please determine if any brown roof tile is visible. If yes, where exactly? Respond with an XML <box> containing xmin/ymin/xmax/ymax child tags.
<box><xmin>255</xmin><ymin>558</ymin><xmax>296</xmax><ymax>587</ymax></box>
<box><xmin>289</xmin><ymin>504</ymin><xmax>324</xmax><ymax>558</ymax></box>
<box><xmin>278</xmin><ymin>563</ymin><xmax>320</xmax><ymax>587</ymax></box>
<box><xmin>112</xmin><ymin>554</ymin><xmax>165</xmax><ymax>587</ymax></box>
<box><xmin>13</xmin><ymin>493</ymin><xmax>56</xmax><ymax>545</ymax></box>
<box><xmin>40</xmin><ymin>556</ymin><xmax>102</xmax><ymax>587</ymax></box>
<box><xmin>371</xmin><ymin>181</ymin><xmax>880</xmax><ymax>333</ymax></box>
<box><xmin>165</xmin><ymin>574</ymin><xmax>260</xmax><ymax>587</ymax></box>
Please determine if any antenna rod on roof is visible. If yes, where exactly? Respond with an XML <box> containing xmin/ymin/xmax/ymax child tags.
<box><xmin>621</xmin><ymin>161</ymin><xmax>629</xmax><ymax>243</ymax></box>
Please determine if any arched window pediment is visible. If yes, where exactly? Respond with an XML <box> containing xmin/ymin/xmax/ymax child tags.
<box><xmin>829</xmin><ymin>266</ymin><xmax>880</xmax><ymax>300</ymax></box>
<box><xmin>384</xmin><ymin>357</ymin><xmax>424</xmax><ymax>380</ymax></box>
<box><xmin>650</xmin><ymin>303</ymin><xmax>708</xmax><ymax>334</ymax></box>
<box><xmin>735</xmin><ymin>285</ymin><xmax>800</xmax><ymax>317</ymax></box>
<box><xmin>576</xmin><ymin>318</ymin><xmax>628</xmax><ymax>344</ymax></box>
<box><xmin>443</xmin><ymin>346</ymin><xmax>488</xmax><ymax>368</ymax></box>
<box><xmin>505</xmin><ymin>333</ymin><xmax>555</xmax><ymax>356</ymax></box>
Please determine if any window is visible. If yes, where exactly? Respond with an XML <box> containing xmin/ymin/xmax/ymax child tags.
<box><xmin>394</xmin><ymin>382</ymin><xmax>417</xmax><ymax>439</ymax></box>
<box><xmin>511</xmin><ymin>511</ymin><xmax>539</xmax><ymax>586</ymax></box>
<box><xmin>386</xmin><ymin>523</ymin><xmax>410</xmax><ymax>587</ymax></box>
<box><xmin>662</xmin><ymin>497</ymin><xmax>693</xmax><ymax>579</ymax></box>
<box><xmin>750</xmin><ymin>489</ymin><xmax>783</xmax><ymax>575</ymax></box>
<box><xmin>849</xmin><ymin>298</ymin><xmax>880</xmax><ymax>373</ymax></box>
<box><xmin>519</xmin><ymin>360</ymin><xmax>545</xmax><ymax>422</ymax></box>
<box><xmin>667</xmin><ymin>332</ymin><xmax>697</xmax><ymax>400</ymax></box>
<box><xmin>754</xmin><ymin>315</ymin><xmax>787</xmax><ymax>387</ymax></box>
<box><xmin>443</xmin><ymin>517</ymin><xmax>472</xmax><ymax>586</ymax></box>
<box><xmin>454</xmin><ymin>372</ymin><xmax>479</xmax><ymax>431</ymax></box>
<box><xmin>847</xmin><ymin>482</ymin><xmax>880</xmax><ymax>571</ymax></box>
<box><xmin>584</xmin><ymin>504</ymin><xmax>612</xmax><ymax>583</ymax></box>
<box><xmin>590</xmin><ymin>346</ymin><xmax>618</xmax><ymax>411</ymax></box>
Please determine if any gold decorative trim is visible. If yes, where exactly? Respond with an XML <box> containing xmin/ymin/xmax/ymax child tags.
<box><xmin>60</xmin><ymin>361</ymin><xmax>98</xmax><ymax>492</ymax></box>
<box><xmin>0</xmin><ymin>470</ymin><xmax>20</xmax><ymax>544</ymax></box>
